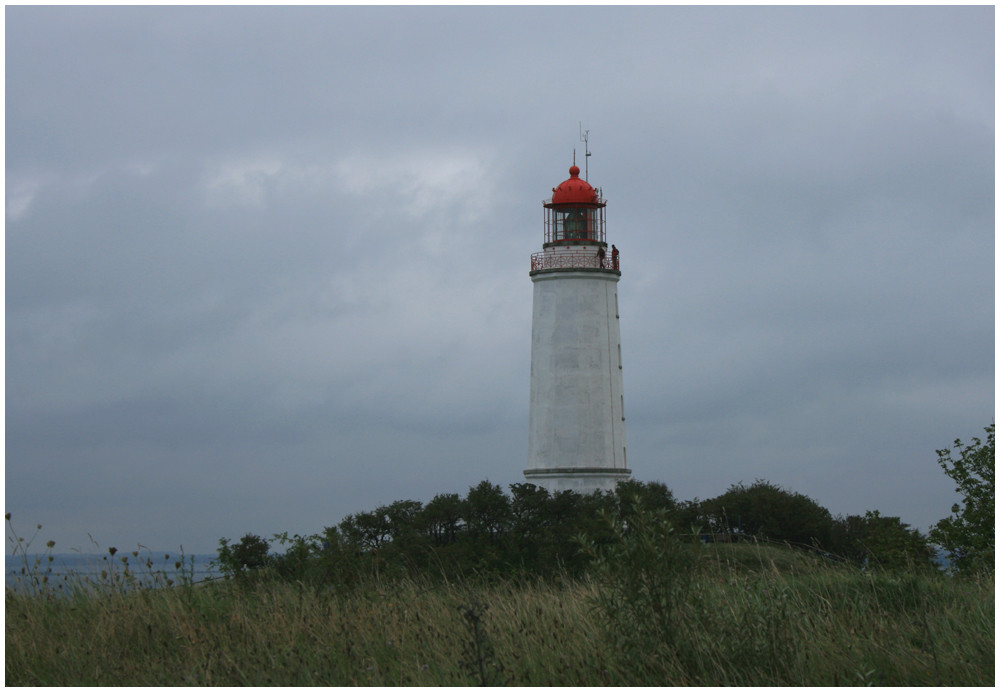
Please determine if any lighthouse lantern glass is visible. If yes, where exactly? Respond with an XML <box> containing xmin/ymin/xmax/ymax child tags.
<box><xmin>545</xmin><ymin>206</ymin><xmax>606</xmax><ymax>244</ymax></box>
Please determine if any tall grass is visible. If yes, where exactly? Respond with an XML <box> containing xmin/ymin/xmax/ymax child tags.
<box><xmin>580</xmin><ymin>506</ymin><xmax>993</xmax><ymax>686</ymax></box>
<box><xmin>6</xmin><ymin>544</ymin><xmax>993</xmax><ymax>686</ymax></box>
<box><xmin>618</xmin><ymin>546</ymin><xmax>993</xmax><ymax>685</ymax></box>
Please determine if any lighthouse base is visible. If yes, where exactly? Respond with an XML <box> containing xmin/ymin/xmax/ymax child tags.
<box><xmin>523</xmin><ymin>466</ymin><xmax>632</xmax><ymax>494</ymax></box>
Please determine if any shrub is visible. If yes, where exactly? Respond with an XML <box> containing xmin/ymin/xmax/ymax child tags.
<box><xmin>576</xmin><ymin>494</ymin><xmax>703</xmax><ymax>680</ymax></box>
<box><xmin>930</xmin><ymin>423</ymin><xmax>995</xmax><ymax>572</ymax></box>
<box><xmin>699</xmin><ymin>479</ymin><xmax>834</xmax><ymax>547</ymax></box>
<box><xmin>829</xmin><ymin>510</ymin><xmax>934</xmax><ymax>569</ymax></box>
<box><xmin>217</xmin><ymin>533</ymin><xmax>271</xmax><ymax>578</ymax></box>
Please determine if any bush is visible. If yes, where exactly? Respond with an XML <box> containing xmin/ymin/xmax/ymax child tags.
<box><xmin>577</xmin><ymin>493</ymin><xmax>703</xmax><ymax>679</ymax></box>
<box><xmin>699</xmin><ymin>479</ymin><xmax>834</xmax><ymax>547</ymax></box>
<box><xmin>216</xmin><ymin>533</ymin><xmax>271</xmax><ymax>578</ymax></box>
<box><xmin>829</xmin><ymin>510</ymin><xmax>934</xmax><ymax>569</ymax></box>
<box><xmin>929</xmin><ymin>423</ymin><xmax>995</xmax><ymax>572</ymax></box>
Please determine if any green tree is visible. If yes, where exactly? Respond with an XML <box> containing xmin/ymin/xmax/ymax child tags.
<box><xmin>508</xmin><ymin>482</ymin><xmax>550</xmax><ymax>542</ymax></box>
<box><xmin>339</xmin><ymin>508</ymin><xmax>391</xmax><ymax>551</ymax></box>
<box><xmin>614</xmin><ymin>480</ymin><xmax>677</xmax><ymax>524</ymax></box>
<box><xmin>672</xmin><ymin>498</ymin><xmax>709</xmax><ymax>536</ymax></box>
<box><xmin>507</xmin><ymin>483</ymin><xmax>550</xmax><ymax>571</ymax></box>
<box><xmin>419</xmin><ymin>493</ymin><xmax>464</xmax><ymax>546</ymax></box>
<box><xmin>384</xmin><ymin>499</ymin><xmax>423</xmax><ymax>540</ymax></box>
<box><xmin>929</xmin><ymin>423</ymin><xmax>995</xmax><ymax>572</ymax></box>
<box><xmin>271</xmin><ymin>531</ymin><xmax>324</xmax><ymax>581</ymax></box>
<box><xmin>536</xmin><ymin>489</ymin><xmax>612</xmax><ymax>574</ymax></box>
<box><xmin>700</xmin><ymin>480</ymin><xmax>834</xmax><ymax>547</ymax></box>
<box><xmin>379</xmin><ymin>499</ymin><xmax>428</xmax><ymax>569</ymax></box>
<box><xmin>830</xmin><ymin>511</ymin><xmax>933</xmax><ymax>569</ymax></box>
<box><xmin>463</xmin><ymin>480</ymin><xmax>512</xmax><ymax>543</ymax></box>
<box><xmin>217</xmin><ymin>533</ymin><xmax>271</xmax><ymax>578</ymax></box>
<box><xmin>577</xmin><ymin>496</ymin><xmax>702</xmax><ymax>669</ymax></box>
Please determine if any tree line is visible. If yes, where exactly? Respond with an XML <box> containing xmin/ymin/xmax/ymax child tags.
<box><xmin>218</xmin><ymin>479</ymin><xmax>927</xmax><ymax>584</ymax></box>
<box><xmin>218</xmin><ymin>423</ymin><xmax>992</xmax><ymax>583</ymax></box>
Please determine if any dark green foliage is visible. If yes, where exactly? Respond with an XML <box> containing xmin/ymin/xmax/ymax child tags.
<box><xmin>209</xmin><ymin>475</ymin><xmax>941</xmax><ymax>589</ymax></box>
<box><xmin>384</xmin><ymin>499</ymin><xmax>424</xmax><ymax>540</ymax></box>
<box><xmin>699</xmin><ymin>479</ymin><xmax>834</xmax><ymax>547</ymax></box>
<box><xmin>463</xmin><ymin>480</ymin><xmax>512</xmax><ymax>543</ymax></box>
<box><xmin>672</xmin><ymin>498</ymin><xmax>708</xmax><ymax>533</ymax></box>
<box><xmin>506</xmin><ymin>483</ymin><xmax>550</xmax><ymax>571</ymax></box>
<box><xmin>338</xmin><ymin>507</ymin><xmax>391</xmax><ymax>550</ymax></box>
<box><xmin>270</xmin><ymin>532</ymin><xmax>316</xmax><ymax>580</ymax></box>
<box><xmin>829</xmin><ymin>510</ymin><xmax>934</xmax><ymax>569</ymax></box>
<box><xmin>215</xmin><ymin>480</ymin><xmax>684</xmax><ymax>585</ymax></box>
<box><xmin>929</xmin><ymin>423</ymin><xmax>995</xmax><ymax>572</ymax></box>
<box><xmin>508</xmin><ymin>482</ymin><xmax>550</xmax><ymax>541</ymax></box>
<box><xmin>251</xmin><ymin>527</ymin><xmax>366</xmax><ymax>588</ymax></box>
<box><xmin>532</xmin><ymin>489</ymin><xmax>615</xmax><ymax>574</ymax></box>
<box><xmin>419</xmin><ymin>493</ymin><xmax>464</xmax><ymax>546</ymax></box>
<box><xmin>216</xmin><ymin>533</ymin><xmax>271</xmax><ymax>578</ymax></box>
<box><xmin>614</xmin><ymin>478</ymin><xmax>677</xmax><ymax>518</ymax></box>
<box><xmin>577</xmin><ymin>495</ymin><xmax>702</xmax><ymax>665</ymax></box>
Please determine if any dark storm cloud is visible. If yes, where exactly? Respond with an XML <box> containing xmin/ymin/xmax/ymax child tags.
<box><xmin>6</xmin><ymin>6</ymin><xmax>993</xmax><ymax>552</ymax></box>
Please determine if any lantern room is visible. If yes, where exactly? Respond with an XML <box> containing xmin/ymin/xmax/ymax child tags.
<box><xmin>543</xmin><ymin>164</ymin><xmax>606</xmax><ymax>245</ymax></box>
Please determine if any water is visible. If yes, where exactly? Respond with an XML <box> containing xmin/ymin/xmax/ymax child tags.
<box><xmin>6</xmin><ymin>552</ymin><xmax>220</xmax><ymax>594</ymax></box>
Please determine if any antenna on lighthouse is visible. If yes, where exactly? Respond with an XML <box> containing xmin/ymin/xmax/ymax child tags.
<box><xmin>579</xmin><ymin>123</ymin><xmax>591</xmax><ymax>181</ymax></box>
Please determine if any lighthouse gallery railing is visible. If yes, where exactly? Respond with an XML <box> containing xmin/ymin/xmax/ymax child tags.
<box><xmin>530</xmin><ymin>250</ymin><xmax>620</xmax><ymax>272</ymax></box>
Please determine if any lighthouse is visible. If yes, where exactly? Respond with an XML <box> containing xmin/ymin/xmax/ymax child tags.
<box><xmin>524</xmin><ymin>161</ymin><xmax>630</xmax><ymax>493</ymax></box>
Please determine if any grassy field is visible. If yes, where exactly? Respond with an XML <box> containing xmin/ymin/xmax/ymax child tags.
<box><xmin>5</xmin><ymin>541</ymin><xmax>993</xmax><ymax>686</ymax></box>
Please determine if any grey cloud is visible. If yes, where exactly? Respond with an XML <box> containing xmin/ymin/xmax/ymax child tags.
<box><xmin>6</xmin><ymin>6</ymin><xmax>992</xmax><ymax>553</ymax></box>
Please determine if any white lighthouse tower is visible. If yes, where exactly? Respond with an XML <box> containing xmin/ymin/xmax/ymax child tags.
<box><xmin>524</xmin><ymin>161</ymin><xmax>630</xmax><ymax>493</ymax></box>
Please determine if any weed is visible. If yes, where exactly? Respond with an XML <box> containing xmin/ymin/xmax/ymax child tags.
<box><xmin>456</xmin><ymin>593</ymin><xmax>507</xmax><ymax>686</ymax></box>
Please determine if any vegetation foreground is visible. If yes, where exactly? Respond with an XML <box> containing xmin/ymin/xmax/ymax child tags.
<box><xmin>7</xmin><ymin>424</ymin><xmax>993</xmax><ymax>685</ymax></box>
<box><xmin>6</xmin><ymin>534</ymin><xmax>994</xmax><ymax>686</ymax></box>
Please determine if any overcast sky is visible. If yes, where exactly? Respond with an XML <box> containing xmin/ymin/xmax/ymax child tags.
<box><xmin>6</xmin><ymin>6</ymin><xmax>994</xmax><ymax>555</ymax></box>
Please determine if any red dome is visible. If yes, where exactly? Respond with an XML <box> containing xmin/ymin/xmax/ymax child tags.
<box><xmin>550</xmin><ymin>164</ymin><xmax>600</xmax><ymax>206</ymax></box>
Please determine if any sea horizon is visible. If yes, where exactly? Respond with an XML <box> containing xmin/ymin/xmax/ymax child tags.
<box><xmin>6</xmin><ymin>551</ymin><xmax>221</xmax><ymax>593</ymax></box>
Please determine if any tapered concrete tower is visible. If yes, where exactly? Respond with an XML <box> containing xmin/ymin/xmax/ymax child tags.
<box><xmin>525</xmin><ymin>162</ymin><xmax>630</xmax><ymax>493</ymax></box>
